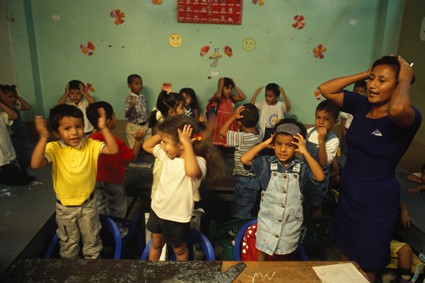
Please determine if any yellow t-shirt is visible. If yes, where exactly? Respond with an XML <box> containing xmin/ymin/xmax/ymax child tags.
<box><xmin>386</xmin><ymin>239</ymin><xmax>423</xmax><ymax>273</ymax></box>
<box><xmin>45</xmin><ymin>139</ymin><xmax>104</xmax><ymax>205</ymax></box>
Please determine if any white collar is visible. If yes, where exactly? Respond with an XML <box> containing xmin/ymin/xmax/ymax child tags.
<box><xmin>58</xmin><ymin>139</ymin><xmax>83</xmax><ymax>149</ymax></box>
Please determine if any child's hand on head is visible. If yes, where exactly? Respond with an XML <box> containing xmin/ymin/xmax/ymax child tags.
<box><xmin>293</xmin><ymin>133</ymin><xmax>307</xmax><ymax>155</ymax></box>
<box><xmin>78</xmin><ymin>83</ymin><xmax>86</xmax><ymax>95</ymax></box>
<box><xmin>254</xmin><ymin>86</ymin><xmax>264</xmax><ymax>95</ymax></box>
<box><xmin>178</xmin><ymin>124</ymin><xmax>193</xmax><ymax>146</ymax></box>
<box><xmin>132</xmin><ymin>128</ymin><xmax>145</xmax><ymax>141</ymax></box>
<box><xmin>234</xmin><ymin>105</ymin><xmax>245</xmax><ymax>119</ymax></box>
<box><xmin>65</xmin><ymin>83</ymin><xmax>70</xmax><ymax>95</ymax></box>
<box><xmin>34</xmin><ymin>115</ymin><xmax>49</xmax><ymax>139</ymax></box>
<box><xmin>264</xmin><ymin>134</ymin><xmax>275</xmax><ymax>148</ymax></box>
<box><xmin>97</xmin><ymin>107</ymin><xmax>107</xmax><ymax>130</ymax></box>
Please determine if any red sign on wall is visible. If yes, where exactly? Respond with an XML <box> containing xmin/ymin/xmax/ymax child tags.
<box><xmin>177</xmin><ymin>0</ymin><xmax>242</xmax><ymax>25</ymax></box>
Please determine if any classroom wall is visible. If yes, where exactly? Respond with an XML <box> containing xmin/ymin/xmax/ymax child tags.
<box><xmin>3</xmin><ymin>0</ymin><xmax>406</xmax><ymax>126</ymax></box>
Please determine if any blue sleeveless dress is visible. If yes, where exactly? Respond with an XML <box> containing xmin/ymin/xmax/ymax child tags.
<box><xmin>330</xmin><ymin>91</ymin><xmax>422</xmax><ymax>270</ymax></box>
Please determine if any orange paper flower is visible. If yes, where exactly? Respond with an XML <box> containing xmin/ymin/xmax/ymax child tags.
<box><xmin>292</xmin><ymin>15</ymin><xmax>305</xmax><ymax>30</ymax></box>
<box><xmin>313</xmin><ymin>44</ymin><xmax>327</xmax><ymax>59</ymax></box>
<box><xmin>110</xmin><ymin>9</ymin><xmax>125</xmax><ymax>25</ymax></box>
<box><xmin>80</xmin><ymin>41</ymin><xmax>95</xmax><ymax>56</ymax></box>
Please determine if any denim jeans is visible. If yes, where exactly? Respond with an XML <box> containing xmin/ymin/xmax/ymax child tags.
<box><xmin>231</xmin><ymin>175</ymin><xmax>261</xmax><ymax>218</ymax></box>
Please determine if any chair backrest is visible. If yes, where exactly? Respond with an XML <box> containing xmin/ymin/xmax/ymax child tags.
<box><xmin>43</xmin><ymin>214</ymin><xmax>122</xmax><ymax>259</ymax></box>
<box><xmin>233</xmin><ymin>218</ymin><xmax>309</xmax><ymax>261</ymax></box>
<box><xmin>140</xmin><ymin>228</ymin><xmax>215</xmax><ymax>260</ymax></box>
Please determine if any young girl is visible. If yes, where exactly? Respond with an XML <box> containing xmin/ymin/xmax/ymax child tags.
<box><xmin>142</xmin><ymin>115</ymin><xmax>222</xmax><ymax>260</ymax></box>
<box><xmin>210</xmin><ymin>77</ymin><xmax>246</xmax><ymax>146</ymax></box>
<box><xmin>148</xmin><ymin>91</ymin><xmax>186</xmax><ymax>199</ymax></box>
<box><xmin>241</xmin><ymin>118</ymin><xmax>325</xmax><ymax>261</ymax></box>
<box><xmin>179</xmin><ymin>88</ymin><xmax>200</xmax><ymax>122</ymax></box>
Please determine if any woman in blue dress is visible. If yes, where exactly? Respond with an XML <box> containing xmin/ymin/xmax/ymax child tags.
<box><xmin>319</xmin><ymin>55</ymin><xmax>421</xmax><ymax>282</ymax></box>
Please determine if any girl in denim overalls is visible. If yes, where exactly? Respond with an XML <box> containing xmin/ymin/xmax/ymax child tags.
<box><xmin>241</xmin><ymin>118</ymin><xmax>325</xmax><ymax>261</ymax></box>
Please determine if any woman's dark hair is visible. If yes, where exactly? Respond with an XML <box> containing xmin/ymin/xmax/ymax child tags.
<box><xmin>158</xmin><ymin>114</ymin><xmax>224</xmax><ymax>184</ymax></box>
<box><xmin>86</xmin><ymin>101</ymin><xmax>114</xmax><ymax>130</ymax></box>
<box><xmin>148</xmin><ymin>91</ymin><xmax>185</xmax><ymax>129</ymax></box>
<box><xmin>372</xmin><ymin>56</ymin><xmax>415</xmax><ymax>84</ymax></box>
<box><xmin>179</xmin><ymin>88</ymin><xmax>200</xmax><ymax>110</ymax></box>
<box><xmin>48</xmin><ymin>104</ymin><xmax>84</xmax><ymax>133</ymax></box>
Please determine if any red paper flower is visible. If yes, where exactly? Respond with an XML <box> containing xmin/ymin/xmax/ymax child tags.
<box><xmin>313</xmin><ymin>44</ymin><xmax>327</xmax><ymax>59</ymax></box>
<box><xmin>80</xmin><ymin>41</ymin><xmax>95</xmax><ymax>56</ymax></box>
<box><xmin>224</xmin><ymin>45</ymin><xmax>233</xmax><ymax>57</ymax></box>
<box><xmin>110</xmin><ymin>9</ymin><xmax>125</xmax><ymax>25</ymax></box>
<box><xmin>86</xmin><ymin>83</ymin><xmax>95</xmax><ymax>93</ymax></box>
<box><xmin>292</xmin><ymin>15</ymin><xmax>305</xmax><ymax>30</ymax></box>
<box><xmin>200</xmin><ymin>45</ymin><xmax>210</xmax><ymax>57</ymax></box>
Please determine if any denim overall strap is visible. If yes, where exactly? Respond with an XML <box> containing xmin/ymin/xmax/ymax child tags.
<box><xmin>256</xmin><ymin>159</ymin><xmax>303</xmax><ymax>255</ymax></box>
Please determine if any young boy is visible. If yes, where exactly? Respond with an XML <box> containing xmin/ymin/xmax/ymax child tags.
<box><xmin>31</xmin><ymin>104</ymin><xmax>118</xmax><ymax>259</ymax></box>
<box><xmin>58</xmin><ymin>79</ymin><xmax>96</xmax><ymax>135</ymax></box>
<box><xmin>250</xmin><ymin>83</ymin><xmax>291</xmax><ymax>142</ymax></box>
<box><xmin>86</xmin><ymin>101</ymin><xmax>144</xmax><ymax>237</ymax></box>
<box><xmin>125</xmin><ymin>74</ymin><xmax>151</xmax><ymax>148</ymax></box>
<box><xmin>304</xmin><ymin>100</ymin><xmax>339</xmax><ymax>218</ymax></box>
<box><xmin>219</xmin><ymin>103</ymin><xmax>263</xmax><ymax>219</ymax></box>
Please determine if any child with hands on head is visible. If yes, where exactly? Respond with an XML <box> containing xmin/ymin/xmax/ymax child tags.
<box><xmin>142</xmin><ymin>115</ymin><xmax>222</xmax><ymax>261</ymax></box>
<box><xmin>241</xmin><ymin>118</ymin><xmax>325</xmax><ymax>261</ymax></box>
<box><xmin>31</xmin><ymin>104</ymin><xmax>118</xmax><ymax>259</ymax></box>
<box><xmin>58</xmin><ymin>80</ymin><xmax>96</xmax><ymax>135</ymax></box>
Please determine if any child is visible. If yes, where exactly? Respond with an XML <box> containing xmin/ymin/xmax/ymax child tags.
<box><xmin>125</xmin><ymin>74</ymin><xmax>151</xmax><ymax>148</ymax></box>
<box><xmin>148</xmin><ymin>91</ymin><xmax>186</xmax><ymax>199</ymax></box>
<box><xmin>210</xmin><ymin>77</ymin><xmax>246</xmax><ymax>146</ymax></box>
<box><xmin>303</xmin><ymin>100</ymin><xmax>340</xmax><ymax>218</ymax></box>
<box><xmin>142</xmin><ymin>115</ymin><xmax>222</xmax><ymax>260</ymax></box>
<box><xmin>58</xmin><ymin>79</ymin><xmax>96</xmax><ymax>136</ymax></box>
<box><xmin>86</xmin><ymin>101</ymin><xmax>144</xmax><ymax>237</ymax></box>
<box><xmin>31</xmin><ymin>104</ymin><xmax>118</xmax><ymax>259</ymax></box>
<box><xmin>179</xmin><ymin>88</ymin><xmax>200</xmax><ymax>122</ymax></box>
<box><xmin>0</xmin><ymin>93</ymin><xmax>17</xmax><ymax>179</ymax></box>
<box><xmin>406</xmin><ymin>164</ymin><xmax>425</xmax><ymax>184</ymax></box>
<box><xmin>0</xmin><ymin>84</ymin><xmax>35</xmax><ymax>169</ymax></box>
<box><xmin>219</xmin><ymin>103</ymin><xmax>263</xmax><ymax>219</ymax></box>
<box><xmin>250</xmin><ymin>83</ymin><xmax>291</xmax><ymax>142</ymax></box>
<box><xmin>241</xmin><ymin>118</ymin><xmax>325</xmax><ymax>261</ymax></box>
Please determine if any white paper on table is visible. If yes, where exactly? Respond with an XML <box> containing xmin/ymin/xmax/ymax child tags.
<box><xmin>312</xmin><ymin>263</ymin><xmax>369</xmax><ymax>283</ymax></box>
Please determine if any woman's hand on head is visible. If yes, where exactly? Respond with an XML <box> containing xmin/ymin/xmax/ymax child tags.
<box><xmin>397</xmin><ymin>55</ymin><xmax>414</xmax><ymax>83</ymax></box>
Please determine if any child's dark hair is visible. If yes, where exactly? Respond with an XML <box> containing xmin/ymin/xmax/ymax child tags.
<box><xmin>0</xmin><ymin>84</ymin><xmax>17</xmax><ymax>94</ymax></box>
<box><xmin>222</xmin><ymin>77</ymin><xmax>234</xmax><ymax>89</ymax></box>
<box><xmin>353</xmin><ymin>80</ymin><xmax>367</xmax><ymax>91</ymax></box>
<box><xmin>158</xmin><ymin>114</ymin><xmax>224</xmax><ymax>184</ymax></box>
<box><xmin>372</xmin><ymin>56</ymin><xmax>415</xmax><ymax>84</ymax></box>
<box><xmin>86</xmin><ymin>101</ymin><xmax>114</xmax><ymax>130</ymax></box>
<box><xmin>148</xmin><ymin>91</ymin><xmax>185</xmax><ymax>129</ymax></box>
<box><xmin>68</xmin><ymin>80</ymin><xmax>84</xmax><ymax>90</ymax></box>
<box><xmin>265</xmin><ymin>83</ymin><xmax>280</xmax><ymax>97</ymax></box>
<box><xmin>316</xmin><ymin>100</ymin><xmax>340</xmax><ymax>121</ymax></box>
<box><xmin>179</xmin><ymin>88</ymin><xmax>200</xmax><ymax>110</ymax></box>
<box><xmin>272</xmin><ymin>117</ymin><xmax>307</xmax><ymax>140</ymax></box>
<box><xmin>238</xmin><ymin>103</ymin><xmax>259</xmax><ymax>128</ymax></box>
<box><xmin>48</xmin><ymin>104</ymin><xmax>84</xmax><ymax>133</ymax></box>
<box><xmin>127</xmin><ymin>74</ymin><xmax>142</xmax><ymax>84</ymax></box>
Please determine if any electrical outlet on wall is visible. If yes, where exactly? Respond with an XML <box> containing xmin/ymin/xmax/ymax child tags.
<box><xmin>421</xmin><ymin>17</ymin><xmax>425</xmax><ymax>41</ymax></box>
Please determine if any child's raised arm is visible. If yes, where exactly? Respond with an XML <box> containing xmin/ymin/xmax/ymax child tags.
<box><xmin>97</xmin><ymin>108</ymin><xmax>118</xmax><ymax>155</ymax></box>
<box><xmin>231</xmin><ymin>78</ymin><xmax>246</xmax><ymax>102</ymax></box>
<box><xmin>31</xmin><ymin>115</ymin><xmax>50</xmax><ymax>169</ymax></box>
<box><xmin>250</xmin><ymin>86</ymin><xmax>263</xmax><ymax>104</ymax></box>
<box><xmin>80</xmin><ymin>83</ymin><xmax>96</xmax><ymax>104</ymax></box>
<box><xmin>280</xmin><ymin>86</ymin><xmax>291</xmax><ymax>112</ymax></box>
<box><xmin>241</xmin><ymin>136</ymin><xmax>273</xmax><ymax>166</ymax></box>
<box><xmin>293</xmin><ymin>133</ymin><xmax>325</xmax><ymax>182</ymax></box>
<box><xmin>142</xmin><ymin>134</ymin><xmax>161</xmax><ymax>154</ymax></box>
<box><xmin>131</xmin><ymin>128</ymin><xmax>145</xmax><ymax>161</ymax></box>
<box><xmin>58</xmin><ymin>83</ymin><xmax>69</xmax><ymax>105</ymax></box>
<box><xmin>219</xmin><ymin>105</ymin><xmax>244</xmax><ymax>138</ymax></box>
<box><xmin>179</xmin><ymin>124</ymin><xmax>202</xmax><ymax>179</ymax></box>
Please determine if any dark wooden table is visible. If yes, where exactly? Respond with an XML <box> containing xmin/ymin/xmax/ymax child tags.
<box><xmin>1</xmin><ymin>259</ymin><xmax>367</xmax><ymax>282</ymax></box>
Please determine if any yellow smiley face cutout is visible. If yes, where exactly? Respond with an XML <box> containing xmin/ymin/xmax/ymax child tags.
<box><xmin>242</xmin><ymin>37</ymin><xmax>256</xmax><ymax>52</ymax></box>
<box><xmin>168</xmin><ymin>33</ymin><xmax>183</xmax><ymax>48</ymax></box>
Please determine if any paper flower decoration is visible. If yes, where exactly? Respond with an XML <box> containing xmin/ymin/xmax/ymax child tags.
<box><xmin>80</xmin><ymin>41</ymin><xmax>95</xmax><ymax>56</ymax></box>
<box><xmin>313</xmin><ymin>44</ymin><xmax>327</xmax><ymax>59</ymax></box>
<box><xmin>292</xmin><ymin>15</ymin><xmax>305</xmax><ymax>30</ymax></box>
<box><xmin>152</xmin><ymin>0</ymin><xmax>163</xmax><ymax>4</ymax></box>
<box><xmin>86</xmin><ymin>83</ymin><xmax>95</xmax><ymax>93</ymax></box>
<box><xmin>252</xmin><ymin>0</ymin><xmax>264</xmax><ymax>5</ymax></box>
<box><xmin>314</xmin><ymin>89</ymin><xmax>322</xmax><ymax>100</ymax></box>
<box><xmin>200</xmin><ymin>45</ymin><xmax>210</xmax><ymax>57</ymax></box>
<box><xmin>224</xmin><ymin>45</ymin><xmax>233</xmax><ymax>57</ymax></box>
<box><xmin>110</xmin><ymin>9</ymin><xmax>125</xmax><ymax>25</ymax></box>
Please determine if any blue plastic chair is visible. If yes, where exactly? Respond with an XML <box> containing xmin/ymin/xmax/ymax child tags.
<box><xmin>44</xmin><ymin>214</ymin><xmax>122</xmax><ymax>259</ymax></box>
<box><xmin>140</xmin><ymin>228</ymin><xmax>215</xmax><ymax>260</ymax></box>
<box><xmin>233</xmin><ymin>218</ymin><xmax>309</xmax><ymax>261</ymax></box>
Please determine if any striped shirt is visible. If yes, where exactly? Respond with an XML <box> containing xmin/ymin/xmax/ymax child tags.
<box><xmin>227</xmin><ymin>127</ymin><xmax>263</xmax><ymax>176</ymax></box>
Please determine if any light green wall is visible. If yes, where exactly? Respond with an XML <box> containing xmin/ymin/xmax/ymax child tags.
<box><xmin>5</xmin><ymin>0</ymin><xmax>404</xmax><ymax>124</ymax></box>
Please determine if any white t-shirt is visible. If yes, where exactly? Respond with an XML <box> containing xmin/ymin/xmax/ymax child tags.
<box><xmin>67</xmin><ymin>98</ymin><xmax>94</xmax><ymax>134</ymax></box>
<box><xmin>306</xmin><ymin>127</ymin><xmax>339</xmax><ymax>166</ymax></box>
<box><xmin>255</xmin><ymin>101</ymin><xmax>287</xmax><ymax>133</ymax></box>
<box><xmin>151</xmin><ymin>144</ymin><xmax>207</xmax><ymax>223</ymax></box>
<box><xmin>0</xmin><ymin>111</ymin><xmax>16</xmax><ymax>166</ymax></box>
<box><xmin>340</xmin><ymin>111</ymin><xmax>353</xmax><ymax>130</ymax></box>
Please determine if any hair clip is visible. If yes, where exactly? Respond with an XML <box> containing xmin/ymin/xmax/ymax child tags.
<box><xmin>193</xmin><ymin>133</ymin><xmax>202</xmax><ymax>141</ymax></box>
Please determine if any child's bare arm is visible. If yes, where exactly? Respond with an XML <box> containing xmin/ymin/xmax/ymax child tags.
<box><xmin>180</xmin><ymin>125</ymin><xmax>202</xmax><ymax>178</ymax></box>
<box><xmin>97</xmin><ymin>108</ymin><xmax>118</xmax><ymax>155</ymax></box>
<box><xmin>293</xmin><ymin>133</ymin><xmax>325</xmax><ymax>181</ymax></box>
<box><xmin>219</xmin><ymin>105</ymin><xmax>244</xmax><ymax>138</ymax></box>
<box><xmin>280</xmin><ymin>86</ymin><xmax>291</xmax><ymax>112</ymax></box>
<box><xmin>214</xmin><ymin>78</ymin><xmax>224</xmax><ymax>98</ymax></box>
<box><xmin>241</xmin><ymin>136</ymin><xmax>273</xmax><ymax>166</ymax></box>
<box><xmin>31</xmin><ymin>116</ymin><xmax>49</xmax><ymax>169</ymax></box>
<box><xmin>250</xmin><ymin>86</ymin><xmax>263</xmax><ymax>104</ymax></box>
<box><xmin>316</xmin><ymin>127</ymin><xmax>328</xmax><ymax>167</ymax></box>
<box><xmin>0</xmin><ymin>101</ymin><xmax>18</xmax><ymax>120</ymax></box>
<box><xmin>80</xmin><ymin>83</ymin><xmax>96</xmax><ymax>104</ymax></box>
<box><xmin>58</xmin><ymin>83</ymin><xmax>69</xmax><ymax>105</ymax></box>
<box><xmin>16</xmin><ymin>91</ymin><xmax>31</xmax><ymax>111</ymax></box>
<box><xmin>142</xmin><ymin>134</ymin><xmax>161</xmax><ymax>154</ymax></box>
<box><xmin>131</xmin><ymin>128</ymin><xmax>145</xmax><ymax>161</ymax></box>
<box><xmin>399</xmin><ymin>202</ymin><xmax>413</xmax><ymax>229</ymax></box>
<box><xmin>231</xmin><ymin>79</ymin><xmax>246</xmax><ymax>102</ymax></box>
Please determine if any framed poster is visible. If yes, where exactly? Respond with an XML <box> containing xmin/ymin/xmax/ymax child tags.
<box><xmin>177</xmin><ymin>0</ymin><xmax>242</xmax><ymax>25</ymax></box>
